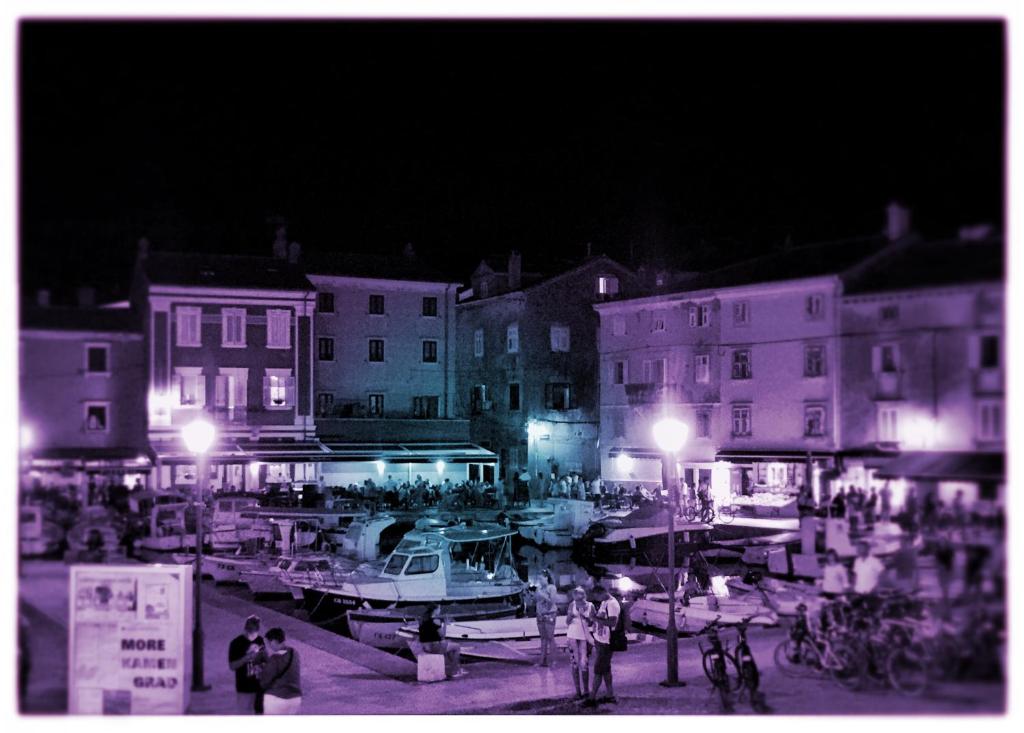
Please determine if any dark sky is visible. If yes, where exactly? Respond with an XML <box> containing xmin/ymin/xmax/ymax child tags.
<box><xmin>19</xmin><ymin>20</ymin><xmax>1005</xmax><ymax>302</ymax></box>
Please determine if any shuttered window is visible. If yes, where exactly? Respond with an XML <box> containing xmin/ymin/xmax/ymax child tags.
<box><xmin>266</xmin><ymin>309</ymin><xmax>291</xmax><ymax>349</ymax></box>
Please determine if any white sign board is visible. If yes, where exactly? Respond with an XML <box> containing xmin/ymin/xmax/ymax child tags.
<box><xmin>68</xmin><ymin>564</ymin><xmax>193</xmax><ymax>714</ymax></box>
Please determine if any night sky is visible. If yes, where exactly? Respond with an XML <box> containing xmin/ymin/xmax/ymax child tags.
<box><xmin>19</xmin><ymin>20</ymin><xmax>1005</xmax><ymax>302</ymax></box>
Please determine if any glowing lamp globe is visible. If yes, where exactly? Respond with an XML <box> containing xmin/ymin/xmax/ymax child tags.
<box><xmin>435</xmin><ymin>460</ymin><xmax>446</xmax><ymax>475</ymax></box>
<box><xmin>182</xmin><ymin>418</ymin><xmax>216</xmax><ymax>455</ymax></box>
<box><xmin>652</xmin><ymin>417</ymin><xmax>688</xmax><ymax>454</ymax></box>
<box><xmin>616</xmin><ymin>452</ymin><xmax>635</xmax><ymax>474</ymax></box>
<box><xmin>375</xmin><ymin>460</ymin><xmax>386</xmax><ymax>475</ymax></box>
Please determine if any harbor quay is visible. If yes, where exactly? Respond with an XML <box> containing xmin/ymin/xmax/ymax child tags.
<box><xmin>20</xmin><ymin>560</ymin><xmax>1003</xmax><ymax>716</ymax></box>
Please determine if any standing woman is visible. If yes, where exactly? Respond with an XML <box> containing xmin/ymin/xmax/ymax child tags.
<box><xmin>259</xmin><ymin>628</ymin><xmax>302</xmax><ymax>714</ymax></box>
<box><xmin>535</xmin><ymin>570</ymin><xmax>559</xmax><ymax>667</ymax></box>
<box><xmin>565</xmin><ymin>586</ymin><xmax>595</xmax><ymax>699</ymax></box>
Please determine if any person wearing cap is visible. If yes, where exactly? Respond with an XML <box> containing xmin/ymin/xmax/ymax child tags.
<box><xmin>565</xmin><ymin>586</ymin><xmax>595</xmax><ymax>699</ymax></box>
<box><xmin>228</xmin><ymin>614</ymin><xmax>266</xmax><ymax>714</ymax></box>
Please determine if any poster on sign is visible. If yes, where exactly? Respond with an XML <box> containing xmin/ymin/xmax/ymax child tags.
<box><xmin>68</xmin><ymin>564</ymin><xmax>193</xmax><ymax>715</ymax></box>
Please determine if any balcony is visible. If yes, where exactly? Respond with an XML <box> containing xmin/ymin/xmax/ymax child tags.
<box><xmin>874</xmin><ymin>371</ymin><xmax>901</xmax><ymax>400</ymax></box>
<box><xmin>973</xmin><ymin>368</ymin><xmax>1003</xmax><ymax>395</ymax></box>
<box><xmin>624</xmin><ymin>382</ymin><xmax>693</xmax><ymax>406</ymax></box>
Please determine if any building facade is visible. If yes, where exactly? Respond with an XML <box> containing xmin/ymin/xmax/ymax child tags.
<box><xmin>19</xmin><ymin>304</ymin><xmax>150</xmax><ymax>490</ymax></box>
<box><xmin>305</xmin><ymin>253</ymin><xmax>494</xmax><ymax>486</ymax></box>
<box><xmin>457</xmin><ymin>254</ymin><xmax>639</xmax><ymax>481</ymax></box>
<box><xmin>837</xmin><ymin>234</ymin><xmax>1004</xmax><ymax>508</ymax></box>
<box><xmin>132</xmin><ymin>247</ymin><xmax>320</xmax><ymax>491</ymax></box>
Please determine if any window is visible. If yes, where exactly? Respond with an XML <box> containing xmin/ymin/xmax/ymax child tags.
<box><xmin>263</xmin><ymin>369</ymin><xmax>294</xmax><ymax>409</ymax></box>
<box><xmin>176</xmin><ymin>306</ymin><xmax>202</xmax><ymax>347</ymax></box>
<box><xmin>612</xmin><ymin>316</ymin><xmax>626</xmax><ymax>336</ymax></box>
<box><xmin>880</xmin><ymin>305</ymin><xmax>899</xmax><ymax>322</ymax></box>
<box><xmin>422</xmin><ymin>297</ymin><xmax>438</xmax><ymax>317</ymax></box>
<box><xmin>506</xmin><ymin>323</ymin><xmax>519</xmax><ymax>354</ymax></box>
<box><xmin>652</xmin><ymin>314</ymin><xmax>666</xmax><ymax>332</ymax></box>
<box><xmin>697</xmin><ymin>411</ymin><xmax>711</xmax><ymax>439</ymax></box>
<box><xmin>479</xmin><ymin>280</ymin><xmax>490</xmax><ymax>299</ymax></box>
<box><xmin>731</xmin><ymin>406</ymin><xmax>752</xmax><ymax>437</ymax></box>
<box><xmin>266</xmin><ymin>309</ymin><xmax>291</xmax><ymax>349</ymax></box>
<box><xmin>545</xmin><ymin>383</ymin><xmax>575</xmax><ymax>411</ymax></box>
<box><xmin>175</xmin><ymin>367</ymin><xmax>205</xmax><ymax>407</ymax></box>
<box><xmin>404</xmin><ymin>555</ymin><xmax>440</xmax><ymax>575</ymax></box>
<box><xmin>368</xmin><ymin>294</ymin><xmax>385</xmax><ymax>315</ymax></box>
<box><xmin>550</xmin><ymin>325</ymin><xmax>570</xmax><ymax>352</ymax></box>
<box><xmin>318</xmin><ymin>337</ymin><xmax>335</xmax><ymax>361</ymax></box>
<box><xmin>368</xmin><ymin>393</ymin><xmax>384</xmax><ymax>417</ymax></box>
<box><xmin>221</xmin><ymin>308</ymin><xmax>246</xmax><ymax>347</ymax></box>
<box><xmin>422</xmin><ymin>340</ymin><xmax>438</xmax><ymax>363</ymax></box>
<box><xmin>731</xmin><ymin>349</ymin><xmax>752</xmax><ymax>379</ymax></box>
<box><xmin>369</xmin><ymin>339</ymin><xmax>385</xmax><ymax>362</ymax></box>
<box><xmin>873</xmin><ymin>343</ymin><xmax>900</xmax><ymax>373</ymax></box>
<box><xmin>805</xmin><ymin>294</ymin><xmax>825</xmax><ymax>320</ymax></box>
<box><xmin>317</xmin><ymin>292</ymin><xmax>335</xmax><ymax>313</ymax></box>
<box><xmin>214</xmin><ymin>368</ymin><xmax>248</xmax><ymax>419</ymax></box>
<box><xmin>694</xmin><ymin>354</ymin><xmax>710</xmax><ymax>384</ymax></box>
<box><xmin>470</xmin><ymin>385</ymin><xmax>488</xmax><ymax>414</ymax></box>
<box><xmin>804</xmin><ymin>345</ymin><xmax>826</xmax><ymax>377</ymax></box>
<box><xmin>613</xmin><ymin>361</ymin><xmax>626</xmax><ymax>385</ymax></box>
<box><xmin>508</xmin><ymin>383</ymin><xmax>521</xmax><ymax>411</ymax></box>
<box><xmin>976</xmin><ymin>401</ymin><xmax>1003</xmax><ymax>441</ymax></box>
<box><xmin>413</xmin><ymin>395</ymin><xmax>439</xmax><ymax>419</ymax></box>
<box><xmin>473</xmin><ymin>328</ymin><xmax>484</xmax><ymax>358</ymax></box>
<box><xmin>383</xmin><ymin>554</ymin><xmax>408</xmax><ymax>575</ymax></box>
<box><xmin>643</xmin><ymin>358</ymin><xmax>667</xmax><ymax>384</ymax></box>
<box><xmin>317</xmin><ymin>393</ymin><xmax>334</xmax><ymax>418</ymax></box>
<box><xmin>597</xmin><ymin>275</ymin><xmax>620</xmax><ymax>297</ymax></box>
<box><xmin>804</xmin><ymin>405</ymin><xmax>827</xmax><ymax>437</ymax></box>
<box><xmin>84</xmin><ymin>402</ymin><xmax>109</xmax><ymax>432</ymax></box>
<box><xmin>877</xmin><ymin>406</ymin><xmax>900</xmax><ymax>443</ymax></box>
<box><xmin>980</xmin><ymin>335</ymin><xmax>999</xmax><ymax>369</ymax></box>
<box><xmin>85</xmin><ymin>343</ymin><xmax>110</xmax><ymax>375</ymax></box>
<box><xmin>733</xmin><ymin>301</ymin><xmax>749</xmax><ymax>325</ymax></box>
<box><xmin>689</xmin><ymin>303</ymin><xmax>711</xmax><ymax>327</ymax></box>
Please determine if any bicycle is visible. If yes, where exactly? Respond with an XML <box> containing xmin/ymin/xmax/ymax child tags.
<box><xmin>733</xmin><ymin>616</ymin><xmax>771</xmax><ymax>713</ymax></box>
<box><xmin>697</xmin><ymin>616</ymin><xmax>740</xmax><ymax>713</ymax></box>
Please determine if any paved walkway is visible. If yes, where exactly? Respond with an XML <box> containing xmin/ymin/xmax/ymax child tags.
<box><xmin>19</xmin><ymin>560</ymin><xmax>1005</xmax><ymax>715</ymax></box>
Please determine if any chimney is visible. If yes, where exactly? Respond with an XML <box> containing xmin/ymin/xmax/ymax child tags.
<box><xmin>76</xmin><ymin>287</ymin><xmax>96</xmax><ymax>307</ymax></box>
<box><xmin>137</xmin><ymin>237</ymin><xmax>150</xmax><ymax>260</ymax></box>
<box><xmin>36</xmin><ymin>289</ymin><xmax>50</xmax><ymax>307</ymax></box>
<box><xmin>886</xmin><ymin>202</ymin><xmax>912</xmax><ymax>242</ymax></box>
<box><xmin>287</xmin><ymin>241</ymin><xmax>302</xmax><ymax>264</ymax></box>
<box><xmin>272</xmin><ymin>224</ymin><xmax>288</xmax><ymax>259</ymax></box>
<box><xmin>586</xmin><ymin>242</ymin><xmax>592</xmax><ymax>258</ymax></box>
<box><xmin>508</xmin><ymin>251</ymin><xmax>522</xmax><ymax>290</ymax></box>
<box><xmin>403</xmin><ymin>242</ymin><xmax>416</xmax><ymax>260</ymax></box>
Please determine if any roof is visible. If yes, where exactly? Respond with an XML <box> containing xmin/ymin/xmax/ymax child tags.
<box><xmin>304</xmin><ymin>251</ymin><xmax>454</xmax><ymax>284</ymax></box>
<box><xmin>20</xmin><ymin>305</ymin><xmax>142</xmax><ymax>334</ymax></box>
<box><xmin>842</xmin><ymin>236</ymin><xmax>1004</xmax><ymax>295</ymax></box>
<box><xmin>683</xmin><ymin>236</ymin><xmax>888</xmax><ymax>292</ymax></box>
<box><xmin>142</xmin><ymin>251</ymin><xmax>314</xmax><ymax>291</ymax></box>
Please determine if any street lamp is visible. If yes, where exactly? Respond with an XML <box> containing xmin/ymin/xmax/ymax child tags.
<box><xmin>652</xmin><ymin>416</ymin><xmax>689</xmax><ymax>687</ymax></box>
<box><xmin>435</xmin><ymin>460</ymin><xmax>446</xmax><ymax>475</ymax></box>
<box><xmin>182</xmin><ymin>418</ymin><xmax>216</xmax><ymax>692</ymax></box>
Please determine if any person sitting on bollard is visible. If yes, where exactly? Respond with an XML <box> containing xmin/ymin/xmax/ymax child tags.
<box><xmin>418</xmin><ymin>604</ymin><xmax>465</xmax><ymax>678</ymax></box>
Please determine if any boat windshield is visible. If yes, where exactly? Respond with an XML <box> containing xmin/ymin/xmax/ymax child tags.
<box><xmin>277</xmin><ymin>559</ymin><xmax>291</xmax><ymax>570</ymax></box>
<box><xmin>384</xmin><ymin>554</ymin><xmax>409</xmax><ymax>575</ymax></box>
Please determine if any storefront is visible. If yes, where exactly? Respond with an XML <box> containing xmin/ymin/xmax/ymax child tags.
<box><xmin>874</xmin><ymin>450</ymin><xmax>1005</xmax><ymax>512</ymax></box>
<box><xmin>318</xmin><ymin>441</ymin><xmax>499</xmax><ymax>488</ymax></box>
<box><xmin>23</xmin><ymin>448</ymin><xmax>154</xmax><ymax>495</ymax></box>
<box><xmin>715</xmin><ymin>450</ymin><xmax>838</xmax><ymax>517</ymax></box>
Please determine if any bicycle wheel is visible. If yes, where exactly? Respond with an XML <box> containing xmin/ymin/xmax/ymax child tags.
<box><xmin>827</xmin><ymin>640</ymin><xmax>866</xmax><ymax>691</ymax></box>
<box><xmin>739</xmin><ymin>655</ymin><xmax>760</xmax><ymax>692</ymax></box>
<box><xmin>774</xmin><ymin>638</ymin><xmax>824</xmax><ymax>678</ymax></box>
<box><xmin>719</xmin><ymin>505</ymin><xmax>736</xmax><ymax>524</ymax></box>
<box><xmin>703</xmin><ymin>650</ymin><xmax>743</xmax><ymax>691</ymax></box>
<box><xmin>682</xmin><ymin>505</ymin><xmax>697</xmax><ymax>523</ymax></box>
<box><xmin>887</xmin><ymin>647</ymin><xmax>929</xmax><ymax>696</ymax></box>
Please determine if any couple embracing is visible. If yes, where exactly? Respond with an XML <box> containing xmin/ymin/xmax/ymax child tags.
<box><xmin>565</xmin><ymin>584</ymin><xmax>620</xmax><ymax>707</ymax></box>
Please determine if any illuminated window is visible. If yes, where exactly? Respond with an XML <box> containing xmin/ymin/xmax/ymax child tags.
<box><xmin>175</xmin><ymin>367</ymin><xmax>205</xmax><ymax>407</ymax></box>
<box><xmin>263</xmin><ymin>369</ymin><xmax>294</xmax><ymax>409</ymax></box>
<box><xmin>878</xmin><ymin>406</ymin><xmax>900</xmax><ymax>443</ymax></box>
<box><xmin>474</xmin><ymin>328</ymin><xmax>484</xmax><ymax>358</ymax></box>
<box><xmin>84</xmin><ymin>402</ymin><xmax>109</xmax><ymax>433</ymax></box>
<box><xmin>596</xmin><ymin>275</ymin><xmax>619</xmax><ymax>297</ymax></box>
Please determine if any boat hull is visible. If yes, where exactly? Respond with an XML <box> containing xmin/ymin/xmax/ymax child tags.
<box><xmin>346</xmin><ymin>600</ymin><xmax>525</xmax><ymax>649</ymax></box>
<box><xmin>629</xmin><ymin>595</ymin><xmax>778</xmax><ymax>634</ymax></box>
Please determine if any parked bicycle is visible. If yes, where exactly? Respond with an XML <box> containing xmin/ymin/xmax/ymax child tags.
<box><xmin>697</xmin><ymin>616</ymin><xmax>740</xmax><ymax>713</ymax></box>
<box><xmin>733</xmin><ymin>616</ymin><xmax>771</xmax><ymax>713</ymax></box>
<box><xmin>682</xmin><ymin>499</ymin><xmax>736</xmax><ymax>524</ymax></box>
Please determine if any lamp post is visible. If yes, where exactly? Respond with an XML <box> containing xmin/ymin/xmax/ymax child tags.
<box><xmin>182</xmin><ymin>418</ymin><xmax>216</xmax><ymax>692</ymax></box>
<box><xmin>653</xmin><ymin>416</ymin><xmax>689</xmax><ymax>687</ymax></box>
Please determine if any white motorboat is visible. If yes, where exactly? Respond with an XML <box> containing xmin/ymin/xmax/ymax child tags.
<box><xmin>325</xmin><ymin>514</ymin><xmax>398</xmax><ymax>562</ymax></box>
<box><xmin>136</xmin><ymin>502</ymin><xmax>198</xmax><ymax>559</ymax></box>
<box><xmin>241</xmin><ymin>553</ymin><xmax>347</xmax><ymax>598</ymax></box>
<box><xmin>302</xmin><ymin>522</ymin><xmax>527</xmax><ymax>644</ymax></box>
<box><xmin>629</xmin><ymin>592</ymin><xmax>778</xmax><ymax>634</ymax></box>
<box><xmin>395</xmin><ymin>616</ymin><xmax>570</xmax><ymax>660</ymax></box>
<box><xmin>209</xmin><ymin>494</ymin><xmax>261</xmax><ymax>551</ymax></box>
<box><xmin>725</xmin><ymin>576</ymin><xmax>826</xmax><ymax>616</ymax></box>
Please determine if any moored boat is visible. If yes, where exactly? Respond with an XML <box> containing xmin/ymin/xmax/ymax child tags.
<box><xmin>629</xmin><ymin>592</ymin><xmax>778</xmax><ymax>634</ymax></box>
